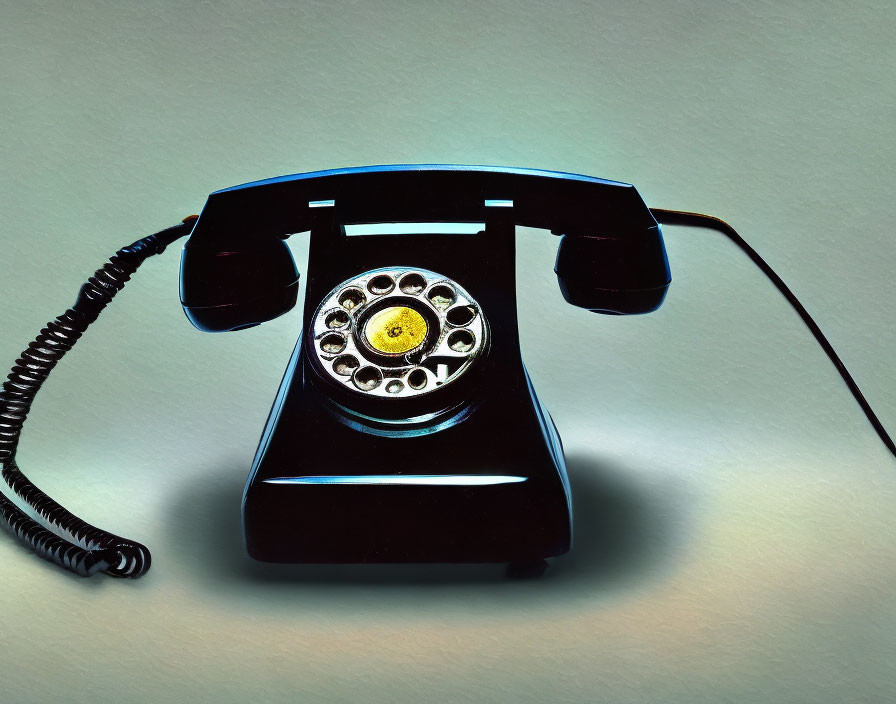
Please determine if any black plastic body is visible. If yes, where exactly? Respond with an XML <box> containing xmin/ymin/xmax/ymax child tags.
<box><xmin>179</xmin><ymin>165</ymin><xmax>670</xmax><ymax>331</ymax></box>
<box><xmin>554</xmin><ymin>232</ymin><xmax>670</xmax><ymax>314</ymax></box>
<box><xmin>243</xmin><ymin>214</ymin><xmax>572</xmax><ymax>563</ymax></box>
<box><xmin>178</xmin><ymin>165</ymin><xmax>670</xmax><ymax>565</ymax></box>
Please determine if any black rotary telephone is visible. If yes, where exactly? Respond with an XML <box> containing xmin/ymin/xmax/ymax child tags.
<box><xmin>1</xmin><ymin>164</ymin><xmax>892</xmax><ymax>579</ymax></box>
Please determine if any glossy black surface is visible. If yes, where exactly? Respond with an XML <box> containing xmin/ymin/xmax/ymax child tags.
<box><xmin>195</xmin><ymin>164</ymin><xmax>659</xmax><ymax>241</ymax></box>
<box><xmin>180</xmin><ymin>236</ymin><xmax>300</xmax><ymax>332</ymax></box>
<box><xmin>177</xmin><ymin>165</ymin><xmax>672</xmax><ymax>565</ymax></box>
<box><xmin>179</xmin><ymin>165</ymin><xmax>670</xmax><ymax>330</ymax></box>
<box><xmin>554</xmin><ymin>232</ymin><xmax>671</xmax><ymax>314</ymax></box>
<box><xmin>243</xmin><ymin>215</ymin><xmax>572</xmax><ymax>563</ymax></box>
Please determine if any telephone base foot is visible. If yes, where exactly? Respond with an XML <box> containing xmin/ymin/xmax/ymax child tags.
<box><xmin>506</xmin><ymin>559</ymin><xmax>550</xmax><ymax>579</ymax></box>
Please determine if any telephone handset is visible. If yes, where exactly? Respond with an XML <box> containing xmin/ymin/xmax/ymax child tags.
<box><xmin>0</xmin><ymin>164</ymin><xmax>891</xmax><ymax>578</ymax></box>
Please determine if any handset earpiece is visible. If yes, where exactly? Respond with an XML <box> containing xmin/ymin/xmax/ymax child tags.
<box><xmin>179</xmin><ymin>233</ymin><xmax>300</xmax><ymax>332</ymax></box>
<box><xmin>554</xmin><ymin>227</ymin><xmax>671</xmax><ymax>315</ymax></box>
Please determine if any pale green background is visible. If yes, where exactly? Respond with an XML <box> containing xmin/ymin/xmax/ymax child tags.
<box><xmin>1</xmin><ymin>1</ymin><xmax>895</xmax><ymax>702</ymax></box>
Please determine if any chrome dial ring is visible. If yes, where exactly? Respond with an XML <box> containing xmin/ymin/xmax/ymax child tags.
<box><xmin>309</xmin><ymin>267</ymin><xmax>487</xmax><ymax>398</ymax></box>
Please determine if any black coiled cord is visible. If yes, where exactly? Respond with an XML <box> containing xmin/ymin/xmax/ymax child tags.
<box><xmin>0</xmin><ymin>217</ymin><xmax>195</xmax><ymax>577</ymax></box>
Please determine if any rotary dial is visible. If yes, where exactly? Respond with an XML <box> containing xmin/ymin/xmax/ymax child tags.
<box><xmin>309</xmin><ymin>267</ymin><xmax>487</xmax><ymax>398</ymax></box>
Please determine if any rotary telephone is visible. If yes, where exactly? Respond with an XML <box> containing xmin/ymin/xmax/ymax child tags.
<box><xmin>0</xmin><ymin>165</ymin><xmax>892</xmax><ymax>579</ymax></box>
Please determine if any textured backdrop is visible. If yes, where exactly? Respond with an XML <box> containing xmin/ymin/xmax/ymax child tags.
<box><xmin>1</xmin><ymin>2</ymin><xmax>894</xmax><ymax>702</ymax></box>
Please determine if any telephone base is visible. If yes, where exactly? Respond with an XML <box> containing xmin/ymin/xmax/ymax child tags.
<box><xmin>242</xmin><ymin>346</ymin><xmax>572</xmax><ymax>566</ymax></box>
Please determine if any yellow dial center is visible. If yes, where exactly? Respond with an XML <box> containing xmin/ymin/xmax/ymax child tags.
<box><xmin>364</xmin><ymin>306</ymin><xmax>428</xmax><ymax>354</ymax></box>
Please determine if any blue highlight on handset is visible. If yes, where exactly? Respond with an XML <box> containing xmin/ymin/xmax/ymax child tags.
<box><xmin>263</xmin><ymin>474</ymin><xmax>528</xmax><ymax>486</ymax></box>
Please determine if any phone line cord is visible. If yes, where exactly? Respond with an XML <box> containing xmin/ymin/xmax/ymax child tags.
<box><xmin>650</xmin><ymin>208</ymin><xmax>896</xmax><ymax>460</ymax></box>
<box><xmin>0</xmin><ymin>217</ymin><xmax>195</xmax><ymax>577</ymax></box>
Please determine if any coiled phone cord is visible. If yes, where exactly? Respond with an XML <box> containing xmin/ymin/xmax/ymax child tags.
<box><xmin>650</xmin><ymin>208</ymin><xmax>896</xmax><ymax>459</ymax></box>
<box><xmin>0</xmin><ymin>217</ymin><xmax>195</xmax><ymax>577</ymax></box>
